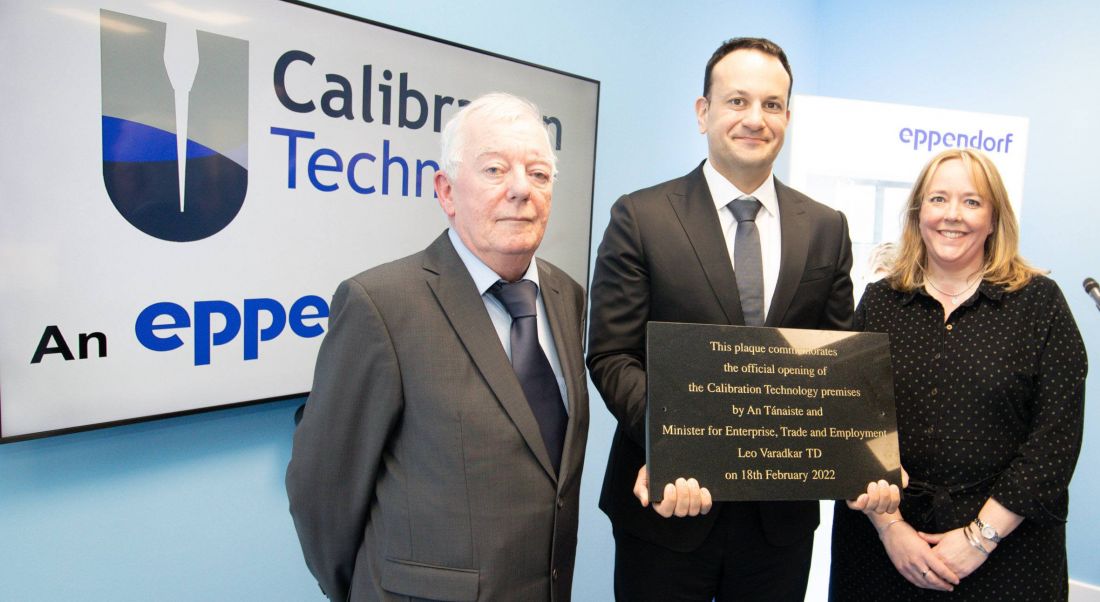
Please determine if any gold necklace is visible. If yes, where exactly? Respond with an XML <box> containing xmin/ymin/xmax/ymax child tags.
<box><xmin>926</xmin><ymin>276</ymin><xmax>980</xmax><ymax>306</ymax></box>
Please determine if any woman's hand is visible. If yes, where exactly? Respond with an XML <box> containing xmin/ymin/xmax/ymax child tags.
<box><xmin>879</xmin><ymin>520</ymin><xmax>959</xmax><ymax>591</ymax></box>
<box><xmin>921</xmin><ymin>528</ymin><xmax>991</xmax><ymax>580</ymax></box>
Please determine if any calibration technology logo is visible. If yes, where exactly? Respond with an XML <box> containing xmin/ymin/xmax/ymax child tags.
<box><xmin>100</xmin><ymin>10</ymin><xmax>249</xmax><ymax>242</ymax></box>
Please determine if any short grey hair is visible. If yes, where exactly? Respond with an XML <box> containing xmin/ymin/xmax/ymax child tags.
<box><xmin>439</xmin><ymin>92</ymin><xmax>558</xmax><ymax>177</ymax></box>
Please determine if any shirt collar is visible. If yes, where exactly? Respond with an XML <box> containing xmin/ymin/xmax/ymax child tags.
<box><xmin>447</xmin><ymin>228</ymin><xmax>540</xmax><ymax>294</ymax></box>
<box><xmin>703</xmin><ymin>159</ymin><xmax>779</xmax><ymax>219</ymax></box>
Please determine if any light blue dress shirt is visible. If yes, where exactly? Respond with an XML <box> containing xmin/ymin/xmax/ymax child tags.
<box><xmin>447</xmin><ymin>228</ymin><xmax>570</xmax><ymax>412</ymax></box>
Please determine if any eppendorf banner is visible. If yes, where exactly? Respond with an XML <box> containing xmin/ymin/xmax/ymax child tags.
<box><xmin>0</xmin><ymin>0</ymin><xmax>598</xmax><ymax>441</ymax></box>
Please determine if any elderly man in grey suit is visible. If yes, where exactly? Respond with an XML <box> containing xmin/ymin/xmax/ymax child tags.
<box><xmin>287</xmin><ymin>92</ymin><xmax>589</xmax><ymax>602</ymax></box>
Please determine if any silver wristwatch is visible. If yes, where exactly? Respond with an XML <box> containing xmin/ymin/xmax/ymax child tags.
<box><xmin>973</xmin><ymin>517</ymin><xmax>1002</xmax><ymax>543</ymax></box>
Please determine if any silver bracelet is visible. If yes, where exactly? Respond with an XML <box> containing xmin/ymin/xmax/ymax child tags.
<box><xmin>963</xmin><ymin>522</ymin><xmax>990</xmax><ymax>556</ymax></box>
<box><xmin>878</xmin><ymin>518</ymin><xmax>906</xmax><ymax>540</ymax></box>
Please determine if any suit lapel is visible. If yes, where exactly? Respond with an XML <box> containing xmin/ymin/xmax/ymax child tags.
<box><xmin>767</xmin><ymin>179</ymin><xmax>809</xmax><ymax>326</ymax></box>
<box><xmin>536</xmin><ymin>260</ymin><xmax>586</xmax><ymax>482</ymax></box>
<box><xmin>668</xmin><ymin>164</ymin><xmax>744</xmax><ymax>325</ymax></box>
<box><xmin>423</xmin><ymin>234</ymin><xmax>558</xmax><ymax>481</ymax></box>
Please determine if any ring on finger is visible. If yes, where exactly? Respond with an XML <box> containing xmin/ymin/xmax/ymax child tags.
<box><xmin>921</xmin><ymin>569</ymin><xmax>929</xmax><ymax>578</ymax></box>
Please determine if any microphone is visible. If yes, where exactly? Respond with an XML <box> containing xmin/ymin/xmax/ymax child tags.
<box><xmin>1084</xmin><ymin>278</ymin><xmax>1100</xmax><ymax>311</ymax></box>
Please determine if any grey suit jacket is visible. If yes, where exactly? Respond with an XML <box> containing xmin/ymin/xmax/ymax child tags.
<box><xmin>287</xmin><ymin>232</ymin><xmax>589</xmax><ymax>601</ymax></box>
<box><xmin>588</xmin><ymin>162</ymin><xmax>853</xmax><ymax>552</ymax></box>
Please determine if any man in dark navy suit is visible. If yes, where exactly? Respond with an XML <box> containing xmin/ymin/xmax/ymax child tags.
<box><xmin>587</xmin><ymin>38</ymin><xmax>854</xmax><ymax>601</ymax></box>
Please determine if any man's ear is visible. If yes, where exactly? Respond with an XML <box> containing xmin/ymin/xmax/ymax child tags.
<box><xmin>435</xmin><ymin>171</ymin><xmax>455</xmax><ymax>217</ymax></box>
<box><xmin>694</xmin><ymin>96</ymin><xmax>709</xmax><ymax>134</ymax></box>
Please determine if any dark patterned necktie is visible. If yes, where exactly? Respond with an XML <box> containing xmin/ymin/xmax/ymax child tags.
<box><xmin>490</xmin><ymin>279</ymin><xmax>567</xmax><ymax>473</ymax></box>
<box><xmin>729</xmin><ymin>196</ymin><xmax>764</xmax><ymax>326</ymax></box>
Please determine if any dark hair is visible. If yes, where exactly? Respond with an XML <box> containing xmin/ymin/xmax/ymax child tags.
<box><xmin>703</xmin><ymin>37</ymin><xmax>792</xmax><ymax>100</ymax></box>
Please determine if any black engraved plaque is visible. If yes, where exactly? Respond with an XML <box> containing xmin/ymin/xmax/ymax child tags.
<box><xmin>646</xmin><ymin>321</ymin><xmax>901</xmax><ymax>501</ymax></box>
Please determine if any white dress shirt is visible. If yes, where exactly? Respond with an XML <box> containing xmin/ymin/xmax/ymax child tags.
<box><xmin>703</xmin><ymin>160</ymin><xmax>782</xmax><ymax>321</ymax></box>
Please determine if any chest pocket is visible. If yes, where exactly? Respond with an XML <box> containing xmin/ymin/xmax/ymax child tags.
<box><xmin>800</xmin><ymin>264</ymin><xmax>832</xmax><ymax>284</ymax></box>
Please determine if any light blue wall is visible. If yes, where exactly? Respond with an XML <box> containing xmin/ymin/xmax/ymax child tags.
<box><xmin>0</xmin><ymin>399</ymin><xmax>317</xmax><ymax>600</ymax></box>
<box><xmin>2</xmin><ymin>1</ymin><xmax>1098</xmax><ymax>599</ymax></box>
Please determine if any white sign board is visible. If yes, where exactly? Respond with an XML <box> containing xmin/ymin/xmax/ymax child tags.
<box><xmin>0</xmin><ymin>0</ymin><xmax>598</xmax><ymax>440</ymax></box>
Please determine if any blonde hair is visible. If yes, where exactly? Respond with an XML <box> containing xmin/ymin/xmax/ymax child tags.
<box><xmin>887</xmin><ymin>148</ymin><xmax>1043</xmax><ymax>292</ymax></box>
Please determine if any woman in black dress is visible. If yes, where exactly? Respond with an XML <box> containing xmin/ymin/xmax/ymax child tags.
<box><xmin>829</xmin><ymin>148</ymin><xmax>1087</xmax><ymax>600</ymax></box>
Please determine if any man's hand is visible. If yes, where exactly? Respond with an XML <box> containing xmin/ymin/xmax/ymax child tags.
<box><xmin>846</xmin><ymin>479</ymin><xmax>901</xmax><ymax>514</ymax></box>
<box><xmin>633</xmin><ymin>464</ymin><xmax>713</xmax><ymax>518</ymax></box>
<box><xmin>846</xmin><ymin>467</ymin><xmax>908</xmax><ymax>514</ymax></box>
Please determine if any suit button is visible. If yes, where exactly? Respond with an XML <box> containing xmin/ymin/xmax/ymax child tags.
<box><xmin>552</xmin><ymin>568</ymin><xmax>559</xmax><ymax>580</ymax></box>
<box><xmin>557</xmin><ymin>497</ymin><xmax>565</xmax><ymax>509</ymax></box>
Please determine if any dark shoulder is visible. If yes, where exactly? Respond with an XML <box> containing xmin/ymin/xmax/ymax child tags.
<box><xmin>537</xmin><ymin>257</ymin><xmax>583</xmax><ymax>289</ymax></box>
<box><xmin>776</xmin><ymin>179</ymin><xmax>845</xmax><ymax>221</ymax></box>
<box><xmin>998</xmin><ymin>274</ymin><xmax>1069</xmax><ymax>314</ymax></box>
<box><xmin>854</xmin><ymin>279</ymin><xmax>907</xmax><ymax>332</ymax></box>
<box><xmin>537</xmin><ymin>258</ymin><xmax>586</xmax><ymax>307</ymax></box>
<box><xmin>1009</xmin><ymin>274</ymin><xmax>1060</xmax><ymax>297</ymax></box>
<box><xmin>614</xmin><ymin>167</ymin><xmax>702</xmax><ymax>208</ymax></box>
<box><xmin>859</xmin><ymin>279</ymin><xmax>907</xmax><ymax>310</ymax></box>
<box><xmin>996</xmin><ymin>276</ymin><xmax>1086</xmax><ymax>356</ymax></box>
<box><xmin>350</xmin><ymin>249</ymin><xmax>422</xmax><ymax>282</ymax></box>
<box><xmin>340</xmin><ymin>249</ymin><xmax>428</xmax><ymax>301</ymax></box>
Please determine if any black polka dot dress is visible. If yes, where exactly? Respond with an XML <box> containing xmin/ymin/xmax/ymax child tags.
<box><xmin>829</xmin><ymin>276</ymin><xmax>1087</xmax><ymax>601</ymax></box>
